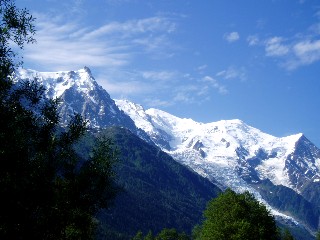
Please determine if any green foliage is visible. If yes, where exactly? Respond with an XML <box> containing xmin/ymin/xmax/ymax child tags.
<box><xmin>132</xmin><ymin>228</ymin><xmax>190</xmax><ymax>240</ymax></box>
<box><xmin>195</xmin><ymin>189</ymin><xmax>278</xmax><ymax>240</ymax></box>
<box><xmin>316</xmin><ymin>231</ymin><xmax>320</xmax><ymax>240</ymax></box>
<box><xmin>145</xmin><ymin>231</ymin><xmax>154</xmax><ymax>240</ymax></box>
<box><xmin>132</xmin><ymin>231</ymin><xmax>144</xmax><ymax>240</ymax></box>
<box><xmin>0</xmin><ymin>0</ymin><xmax>35</xmax><ymax>88</ymax></box>
<box><xmin>281</xmin><ymin>228</ymin><xmax>294</xmax><ymax>240</ymax></box>
<box><xmin>155</xmin><ymin>228</ymin><xmax>190</xmax><ymax>240</ymax></box>
<box><xmin>94</xmin><ymin>127</ymin><xmax>220</xmax><ymax>239</ymax></box>
<box><xmin>0</xmin><ymin>1</ymin><xmax>118</xmax><ymax>239</ymax></box>
<box><xmin>0</xmin><ymin>82</ymin><xmax>118</xmax><ymax>239</ymax></box>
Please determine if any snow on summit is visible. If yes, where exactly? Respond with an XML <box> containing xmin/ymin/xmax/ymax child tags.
<box><xmin>15</xmin><ymin>67</ymin><xmax>97</xmax><ymax>99</ymax></box>
<box><xmin>116</xmin><ymin>99</ymin><xmax>320</xmax><ymax>227</ymax></box>
<box><xmin>115</xmin><ymin>99</ymin><xmax>313</xmax><ymax>191</ymax></box>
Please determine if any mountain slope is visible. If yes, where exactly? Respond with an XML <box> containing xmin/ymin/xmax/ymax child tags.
<box><xmin>76</xmin><ymin>127</ymin><xmax>221</xmax><ymax>239</ymax></box>
<box><xmin>115</xmin><ymin>99</ymin><xmax>320</xmax><ymax>233</ymax></box>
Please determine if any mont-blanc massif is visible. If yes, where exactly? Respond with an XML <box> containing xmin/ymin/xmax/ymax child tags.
<box><xmin>16</xmin><ymin>67</ymin><xmax>320</xmax><ymax>239</ymax></box>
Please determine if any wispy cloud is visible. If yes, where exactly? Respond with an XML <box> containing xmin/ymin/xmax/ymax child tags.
<box><xmin>248</xmin><ymin>16</ymin><xmax>320</xmax><ymax>70</ymax></box>
<box><xmin>216</xmin><ymin>66</ymin><xmax>247</xmax><ymax>81</ymax></box>
<box><xmin>224</xmin><ymin>31</ymin><xmax>240</xmax><ymax>43</ymax></box>
<box><xmin>197</xmin><ymin>64</ymin><xmax>207</xmax><ymax>71</ymax></box>
<box><xmin>143</xmin><ymin>98</ymin><xmax>173</xmax><ymax>108</ymax></box>
<box><xmin>141</xmin><ymin>70</ymin><xmax>177</xmax><ymax>81</ymax></box>
<box><xmin>100</xmin><ymin>79</ymin><xmax>151</xmax><ymax>95</ymax></box>
<box><xmin>24</xmin><ymin>14</ymin><xmax>176</xmax><ymax>71</ymax></box>
<box><xmin>247</xmin><ymin>35</ymin><xmax>259</xmax><ymax>46</ymax></box>
<box><xmin>134</xmin><ymin>72</ymin><xmax>229</xmax><ymax>107</ymax></box>
<box><xmin>265</xmin><ymin>37</ymin><xmax>289</xmax><ymax>57</ymax></box>
<box><xmin>96</xmin><ymin>69</ymin><xmax>178</xmax><ymax>97</ymax></box>
<box><xmin>261</xmin><ymin>35</ymin><xmax>320</xmax><ymax>70</ymax></box>
<box><xmin>202</xmin><ymin>76</ymin><xmax>228</xmax><ymax>95</ymax></box>
<box><xmin>286</xmin><ymin>39</ymin><xmax>320</xmax><ymax>69</ymax></box>
<box><xmin>82</xmin><ymin>17</ymin><xmax>175</xmax><ymax>40</ymax></box>
<box><xmin>22</xmin><ymin>10</ymin><xmax>234</xmax><ymax>108</ymax></box>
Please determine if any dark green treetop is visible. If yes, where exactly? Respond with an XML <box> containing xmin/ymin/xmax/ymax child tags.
<box><xmin>195</xmin><ymin>188</ymin><xmax>279</xmax><ymax>240</ymax></box>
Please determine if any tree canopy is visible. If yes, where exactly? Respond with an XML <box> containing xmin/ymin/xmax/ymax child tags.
<box><xmin>194</xmin><ymin>189</ymin><xmax>279</xmax><ymax>240</ymax></box>
<box><xmin>132</xmin><ymin>228</ymin><xmax>190</xmax><ymax>240</ymax></box>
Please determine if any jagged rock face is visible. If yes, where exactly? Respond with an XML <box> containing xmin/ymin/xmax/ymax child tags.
<box><xmin>14</xmin><ymin>67</ymin><xmax>153</xmax><ymax>144</ymax></box>
<box><xmin>285</xmin><ymin>135</ymin><xmax>320</xmax><ymax>190</ymax></box>
<box><xmin>58</xmin><ymin>82</ymin><xmax>134</xmax><ymax>130</ymax></box>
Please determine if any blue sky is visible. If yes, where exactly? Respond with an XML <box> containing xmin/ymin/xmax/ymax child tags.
<box><xmin>16</xmin><ymin>0</ymin><xmax>320</xmax><ymax>147</ymax></box>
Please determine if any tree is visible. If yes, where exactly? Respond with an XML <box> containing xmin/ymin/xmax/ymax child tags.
<box><xmin>155</xmin><ymin>228</ymin><xmax>190</xmax><ymax>240</ymax></box>
<box><xmin>316</xmin><ymin>230</ymin><xmax>320</xmax><ymax>240</ymax></box>
<box><xmin>281</xmin><ymin>228</ymin><xmax>294</xmax><ymax>240</ymax></box>
<box><xmin>0</xmin><ymin>1</ymin><xmax>118</xmax><ymax>239</ymax></box>
<box><xmin>0</xmin><ymin>0</ymin><xmax>35</xmax><ymax>90</ymax></box>
<box><xmin>133</xmin><ymin>231</ymin><xmax>144</xmax><ymax>240</ymax></box>
<box><xmin>145</xmin><ymin>231</ymin><xmax>154</xmax><ymax>240</ymax></box>
<box><xmin>132</xmin><ymin>229</ymin><xmax>190</xmax><ymax>240</ymax></box>
<box><xmin>195</xmin><ymin>189</ymin><xmax>279</xmax><ymax>240</ymax></box>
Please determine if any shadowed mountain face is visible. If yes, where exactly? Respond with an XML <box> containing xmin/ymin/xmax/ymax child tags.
<box><xmin>76</xmin><ymin>127</ymin><xmax>221</xmax><ymax>239</ymax></box>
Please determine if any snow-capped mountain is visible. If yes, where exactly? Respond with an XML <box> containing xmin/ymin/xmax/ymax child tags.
<box><xmin>14</xmin><ymin>68</ymin><xmax>320</xmax><ymax>233</ymax></box>
<box><xmin>15</xmin><ymin>67</ymin><xmax>152</xmax><ymax>143</ymax></box>
<box><xmin>116</xmin><ymin>99</ymin><xmax>320</xmax><ymax>232</ymax></box>
<box><xmin>116</xmin><ymin>99</ymin><xmax>320</xmax><ymax>193</ymax></box>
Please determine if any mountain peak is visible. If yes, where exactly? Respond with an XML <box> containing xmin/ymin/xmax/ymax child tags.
<box><xmin>116</xmin><ymin>99</ymin><xmax>320</xmax><ymax>191</ymax></box>
<box><xmin>15</xmin><ymin>68</ymin><xmax>98</xmax><ymax>99</ymax></box>
<box><xmin>83</xmin><ymin>66</ymin><xmax>92</xmax><ymax>75</ymax></box>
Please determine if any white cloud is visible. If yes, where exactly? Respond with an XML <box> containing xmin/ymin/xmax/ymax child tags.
<box><xmin>172</xmin><ymin>84</ymin><xmax>210</xmax><ymax>104</ymax></box>
<box><xmin>133</xmin><ymin>35</ymin><xmax>175</xmax><ymax>58</ymax></box>
<box><xmin>99</xmin><ymin>80</ymin><xmax>150</xmax><ymax>95</ymax></box>
<box><xmin>224</xmin><ymin>32</ymin><xmax>240</xmax><ymax>43</ymax></box>
<box><xmin>261</xmin><ymin>35</ymin><xmax>320</xmax><ymax>70</ymax></box>
<box><xmin>284</xmin><ymin>39</ymin><xmax>320</xmax><ymax>69</ymax></box>
<box><xmin>293</xmin><ymin>39</ymin><xmax>320</xmax><ymax>62</ymax></box>
<box><xmin>144</xmin><ymin>98</ymin><xmax>173</xmax><ymax>108</ymax></box>
<box><xmin>265</xmin><ymin>37</ymin><xmax>289</xmax><ymax>57</ymax></box>
<box><xmin>173</xmin><ymin>91</ymin><xmax>195</xmax><ymax>104</ymax></box>
<box><xmin>202</xmin><ymin>76</ymin><xmax>228</xmax><ymax>95</ymax></box>
<box><xmin>197</xmin><ymin>64</ymin><xmax>207</xmax><ymax>72</ymax></box>
<box><xmin>82</xmin><ymin>17</ymin><xmax>176</xmax><ymax>40</ymax></box>
<box><xmin>23</xmin><ymin>15</ymin><xmax>176</xmax><ymax>71</ymax></box>
<box><xmin>255</xmin><ymin>16</ymin><xmax>320</xmax><ymax>71</ymax></box>
<box><xmin>216</xmin><ymin>66</ymin><xmax>247</xmax><ymax>81</ymax></box>
<box><xmin>247</xmin><ymin>35</ymin><xmax>259</xmax><ymax>46</ymax></box>
<box><xmin>141</xmin><ymin>70</ymin><xmax>177</xmax><ymax>81</ymax></box>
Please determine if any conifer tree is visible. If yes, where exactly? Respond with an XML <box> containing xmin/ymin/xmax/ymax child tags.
<box><xmin>0</xmin><ymin>1</ymin><xmax>118</xmax><ymax>239</ymax></box>
<box><xmin>282</xmin><ymin>229</ymin><xmax>294</xmax><ymax>240</ymax></box>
